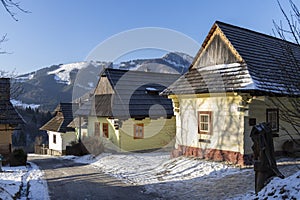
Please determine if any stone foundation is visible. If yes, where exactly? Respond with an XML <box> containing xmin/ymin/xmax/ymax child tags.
<box><xmin>171</xmin><ymin>145</ymin><xmax>252</xmax><ymax>166</ymax></box>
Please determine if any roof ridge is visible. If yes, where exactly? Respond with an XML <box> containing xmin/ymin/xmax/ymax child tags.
<box><xmin>104</xmin><ymin>68</ymin><xmax>181</xmax><ymax>76</ymax></box>
<box><xmin>215</xmin><ymin>20</ymin><xmax>299</xmax><ymax>47</ymax></box>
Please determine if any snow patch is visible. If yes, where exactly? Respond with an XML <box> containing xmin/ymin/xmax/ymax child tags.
<box><xmin>163</xmin><ymin>58</ymin><xmax>186</xmax><ymax>69</ymax></box>
<box><xmin>66</xmin><ymin>153</ymin><xmax>240</xmax><ymax>192</ymax></box>
<box><xmin>11</xmin><ymin>99</ymin><xmax>40</xmax><ymax>109</ymax></box>
<box><xmin>60</xmin><ymin>153</ymin><xmax>300</xmax><ymax>199</ymax></box>
<box><xmin>88</xmin><ymin>82</ymin><xmax>94</xmax><ymax>88</ymax></box>
<box><xmin>16</xmin><ymin>73</ymin><xmax>35</xmax><ymax>82</ymax></box>
<box><xmin>26</xmin><ymin>162</ymin><xmax>50</xmax><ymax>200</ymax></box>
<box><xmin>48</xmin><ymin>62</ymin><xmax>89</xmax><ymax>85</ymax></box>
<box><xmin>197</xmin><ymin>63</ymin><xmax>256</xmax><ymax>89</ymax></box>
<box><xmin>146</xmin><ymin>87</ymin><xmax>159</xmax><ymax>91</ymax></box>
<box><xmin>235</xmin><ymin>170</ymin><xmax>300</xmax><ymax>199</ymax></box>
<box><xmin>0</xmin><ymin>163</ymin><xmax>49</xmax><ymax>200</ymax></box>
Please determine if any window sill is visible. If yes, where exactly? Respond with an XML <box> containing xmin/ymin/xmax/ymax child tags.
<box><xmin>199</xmin><ymin>139</ymin><xmax>211</xmax><ymax>143</ymax></box>
<box><xmin>198</xmin><ymin>132</ymin><xmax>212</xmax><ymax>135</ymax></box>
<box><xmin>134</xmin><ymin>137</ymin><xmax>144</xmax><ymax>139</ymax></box>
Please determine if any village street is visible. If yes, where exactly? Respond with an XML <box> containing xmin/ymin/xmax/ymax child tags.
<box><xmin>27</xmin><ymin>153</ymin><xmax>300</xmax><ymax>200</ymax></box>
<box><xmin>28</xmin><ymin>155</ymin><xmax>158</xmax><ymax>200</ymax></box>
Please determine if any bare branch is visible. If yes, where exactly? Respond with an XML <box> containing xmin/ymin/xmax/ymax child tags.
<box><xmin>276</xmin><ymin>0</ymin><xmax>300</xmax><ymax>44</ymax></box>
<box><xmin>0</xmin><ymin>34</ymin><xmax>8</xmax><ymax>54</ymax></box>
<box><xmin>0</xmin><ymin>70</ymin><xmax>24</xmax><ymax>99</ymax></box>
<box><xmin>1</xmin><ymin>0</ymin><xmax>30</xmax><ymax>21</ymax></box>
<box><xmin>270</xmin><ymin>0</ymin><xmax>300</xmax><ymax>139</ymax></box>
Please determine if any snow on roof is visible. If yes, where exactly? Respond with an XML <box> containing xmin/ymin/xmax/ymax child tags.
<box><xmin>163</xmin><ymin>21</ymin><xmax>300</xmax><ymax>96</ymax></box>
<box><xmin>146</xmin><ymin>87</ymin><xmax>159</xmax><ymax>91</ymax></box>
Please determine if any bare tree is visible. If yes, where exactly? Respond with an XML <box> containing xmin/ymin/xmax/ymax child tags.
<box><xmin>0</xmin><ymin>70</ymin><xmax>23</xmax><ymax>99</ymax></box>
<box><xmin>1</xmin><ymin>0</ymin><xmax>29</xmax><ymax>21</ymax></box>
<box><xmin>0</xmin><ymin>34</ymin><xmax>8</xmax><ymax>54</ymax></box>
<box><xmin>0</xmin><ymin>1</ymin><xmax>28</xmax><ymax>97</ymax></box>
<box><xmin>271</xmin><ymin>0</ymin><xmax>300</xmax><ymax>138</ymax></box>
<box><xmin>0</xmin><ymin>0</ymin><xmax>28</xmax><ymax>53</ymax></box>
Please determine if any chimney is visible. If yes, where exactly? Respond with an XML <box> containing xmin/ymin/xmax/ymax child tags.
<box><xmin>0</xmin><ymin>78</ymin><xmax>10</xmax><ymax>101</ymax></box>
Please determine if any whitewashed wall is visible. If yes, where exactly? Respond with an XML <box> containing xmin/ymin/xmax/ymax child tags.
<box><xmin>48</xmin><ymin>131</ymin><xmax>62</xmax><ymax>152</ymax></box>
<box><xmin>244</xmin><ymin>96</ymin><xmax>300</xmax><ymax>155</ymax></box>
<box><xmin>48</xmin><ymin>131</ymin><xmax>77</xmax><ymax>153</ymax></box>
<box><xmin>174</xmin><ymin>94</ymin><xmax>245</xmax><ymax>154</ymax></box>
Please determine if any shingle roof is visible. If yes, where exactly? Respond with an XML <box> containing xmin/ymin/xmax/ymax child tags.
<box><xmin>40</xmin><ymin>103</ymin><xmax>79</xmax><ymax>133</ymax></box>
<box><xmin>163</xmin><ymin>21</ymin><xmax>300</xmax><ymax>96</ymax></box>
<box><xmin>0</xmin><ymin>78</ymin><xmax>24</xmax><ymax>125</ymax></box>
<box><xmin>75</xmin><ymin>99</ymin><xmax>92</xmax><ymax>116</ymax></box>
<box><xmin>76</xmin><ymin>69</ymin><xmax>180</xmax><ymax>119</ymax></box>
<box><xmin>0</xmin><ymin>101</ymin><xmax>24</xmax><ymax>125</ymax></box>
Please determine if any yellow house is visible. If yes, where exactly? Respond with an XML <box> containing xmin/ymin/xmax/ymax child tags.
<box><xmin>0</xmin><ymin>78</ymin><xmax>24</xmax><ymax>161</ymax></box>
<box><xmin>76</xmin><ymin>68</ymin><xmax>179</xmax><ymax>153</ymax></box>
<box><xmin>162</xmin><ymin>21</ymin><xmax>300</xmax><ymax>166</ymax></box>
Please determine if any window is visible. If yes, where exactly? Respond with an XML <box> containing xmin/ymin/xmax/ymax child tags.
<box><xmin>266</xmin><ymin>109</ymin><xmax>279</xmax><ymax>132</ymax></box>
<box><xmin>134</xmin><ymin>124</ymin><xmax>144</xmax><ymax>139</ymax></box>
<box><xmin>103</xmin><ymin>123</ymin><xmax>109</xmax><ymax>138</ymax></box>
<box><xmin>53</xmin><ymin>134</ymin><xmax>56</xmax><ymax>144</ymax></box>
<box><xmin>94</xmin><ymin>122</ymin><xmax>100</xmax><ymax>136</ymax></box>
<box><xmin>198</xmin><ymin>111</ymin><xmax>213</xmax><ymax>134</ymax></box>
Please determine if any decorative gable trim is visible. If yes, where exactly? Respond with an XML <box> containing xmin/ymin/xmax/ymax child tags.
<box><xmin>191</xmin><ymin>24</ymin><xmax>244</xmax><ymax>70</ymax></box>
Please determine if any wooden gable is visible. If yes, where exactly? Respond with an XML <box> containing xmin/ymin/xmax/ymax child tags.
<box><xmin>192</xmin><ymin>24</ymin><xmax>243</xmax><ymax>69</ymax></box>
<box><xmin>94</xmin><ymin>75</ymin><xmax>114</xmax><ymax>95</ymax></box>
<box><xmin>163</xmin><ymin>21</ymin><xmax>300</xmax><ymax>96</ymax></box>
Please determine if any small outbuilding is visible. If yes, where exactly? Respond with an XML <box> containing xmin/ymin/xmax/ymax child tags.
<box><xmin>40</xmin><ymin>103</ymin><xmax>78</xmax><ymax>155</ymax></box>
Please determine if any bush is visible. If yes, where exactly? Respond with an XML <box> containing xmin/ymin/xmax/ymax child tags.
<box><xmin>66</xmin><ymin>142</ymin><xmax>89</xmax><ymax>156</ymax></box>
<box><xmin>10</xmin><ymin>149</ymin><xmax>27</xmax><ymax>166</ymax></box>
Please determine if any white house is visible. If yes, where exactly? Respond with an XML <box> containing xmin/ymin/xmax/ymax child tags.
<box><xmin>162</xmin><ymin>21</ymin><xmax>300</xmax><ymax>165</ymax></box>
<box><xmin>40</xmin><ymin>103</ymin><xmax>78</xmax><ymax>155</ymax></box>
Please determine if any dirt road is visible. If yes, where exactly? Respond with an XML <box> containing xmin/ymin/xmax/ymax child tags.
<box><xmin>29</xmin><ymin>156</ymin><xmax>157</xmax><ymax>200</ymax></box>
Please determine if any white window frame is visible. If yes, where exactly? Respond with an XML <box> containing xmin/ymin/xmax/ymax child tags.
<box><xmin>198</xmin><ymin>111</ymin><xmax>212</xmax><ymax>134</ymax></box>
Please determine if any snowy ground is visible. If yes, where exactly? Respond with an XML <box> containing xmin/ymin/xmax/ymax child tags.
<box><xmin>0</xmin><ymin>162</ymin><xmax>49</xmax><ymax>200</ymax></box>
<box><xmin>2</xmin><ymin>153</ymin><xmax>298</xmax><ymax>199</ymax></box>
<box><xmin>63</xmin><ymin>152</ymin><xmax>300</xmax><ymax>199</ymax></box>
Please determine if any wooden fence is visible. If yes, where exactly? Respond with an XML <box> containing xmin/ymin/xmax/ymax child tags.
<box><xmin>34</xmin><ymin>145</ymin><xmax>49</xmax><ymax>155</ymax></box>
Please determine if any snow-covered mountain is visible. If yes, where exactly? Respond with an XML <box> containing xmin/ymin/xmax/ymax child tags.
<box><xmin>47</xmin><ymin>61</ymin><xmax>108</xmax><ymax>85</ymax></box>
<box><xmin>115</xmin><ymin>52</ymin><xmax>193</xmax><ymax>74</ymax></box>
<box><xmin>14</xmin><ymin>52</ymin><xmax>193</xmax><ymax>111</ymax></box>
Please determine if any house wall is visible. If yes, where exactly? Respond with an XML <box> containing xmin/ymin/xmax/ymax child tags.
<box><xmin>244</xmin><ymin>96</ymin><xmax>300</xmax><ymax>155</ymax></box>
<box><xmin>87</xmin><ymin>117</ymin><xmax>117</xmax><ymax>141</ymax></box>
<box><xmin>48</xmin><ymin>131</ymin><xmax>63</xmax><ymax>153</ymax></box>
<box><xmin>0</xmin><ymin>124</ymin><xmax>12</xmax><ymax>143</ymax></box>
<box><xmin>170</xmin><ymin>94</ymin><xmax>247</xmax><ymax>164</ymax></box>
<box><xmin>62</xmin><ymin>131</ymin><xmax>77</xmax><ymax>150</ymax></box>
<box><xmin>86</xmin><ymin>116</ymin><xmax>175</xmax><ymax>152</ymax></box>
<box><xmin>0</xmin><ymin>124</ymin><xmax>13</xmax><ymax>155</ymax></box>
<box><xmin>76</xmin><ymin>127</ymin><xmax>88</xmax><ymax>140</ymax></box>
<box><xmin>119</xmin><ymin>117</ymin><xmax>176</xmax><ymax>151</ymax></box>
<box><xmin>48</xmin><ymin>131</ymin><xmax>77</xmax><ymax>155</ymax></box>
<box><xmin>86</xmin><ymin>116</ymin><xmax>119</xmax><ymax>151</ymax></box>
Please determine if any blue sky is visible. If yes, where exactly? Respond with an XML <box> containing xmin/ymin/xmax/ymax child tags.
<box><xmin>0</xmin><ymin>0</ymin><xmax>296</xmax><ymax>74</ymax></box>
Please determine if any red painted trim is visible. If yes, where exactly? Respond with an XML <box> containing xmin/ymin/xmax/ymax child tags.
<box><xmin>134</xmin><ymin>124</ymin><xmax>144</xmax><ymax>139</ymax></box>
<box><xmin>171</xmin><ymin>145</ymin><xmax>253</xmax><ymax>166</ymax></box>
